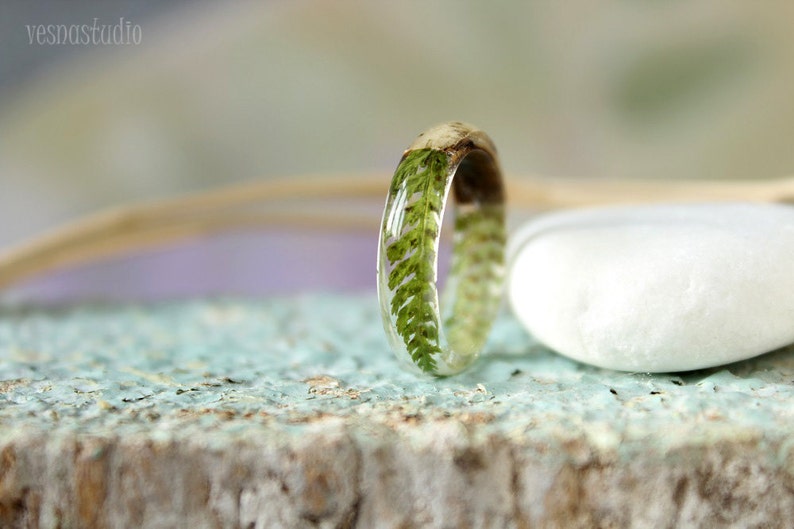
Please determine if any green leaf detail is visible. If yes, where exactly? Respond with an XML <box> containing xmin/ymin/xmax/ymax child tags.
<box><xmin>383</xmin><ymin>149</ymin><xmax>450</xmax><ymax>373</ymax></box>
<box><xmin>442</xmin><ymin>204</ymin><xmax>506</xmax><ymax>366</ymax></box>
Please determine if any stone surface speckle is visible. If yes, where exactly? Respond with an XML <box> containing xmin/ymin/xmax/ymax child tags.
<box><xmin>1</xmin><ymin>294</ymin><xmax>793</xmax><ymax>528</ymax></box>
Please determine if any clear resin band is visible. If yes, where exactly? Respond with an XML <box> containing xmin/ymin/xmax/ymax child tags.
<box><xmin>377</xmin><ymin>122</ymin><xmax>506</xmax><ymax>376</ymax></box>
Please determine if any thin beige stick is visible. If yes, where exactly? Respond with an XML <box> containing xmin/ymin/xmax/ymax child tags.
<box><xmin>0</xmin><ymin>208</ymin><xmax>378</xmax><ymax>289</ymax></box>
<box><xmin>7</xmin><ymin>174</ymin><xmax>389</xmax><ymax>261</ymax></box>
<box><xmin>3</xmin><ymin>172</ymin><xmax>794</xmax><ymax>290</ymax></box>
<box><xmin>506</xmin><ymin>175</ymin><xmax>794</xmax><ymax>208</ymax></box>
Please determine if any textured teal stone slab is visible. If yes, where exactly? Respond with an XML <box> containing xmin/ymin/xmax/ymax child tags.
<box><xmin>1</xmin><ymin>294</ymin><xmax>792</xmax><ymax>450</ymax></box>
<box><xmin>1</xmin><ymin>294</ymin><xmax>794</xmax><ymax>528</ymax></box>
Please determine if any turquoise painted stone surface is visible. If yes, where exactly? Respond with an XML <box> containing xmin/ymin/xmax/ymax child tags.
<box><xmin>1</xmin><ymin>294</ymin><xmax>794</xmax><ymax>528</ymax></box>
<box><xmin>1</xmin><ymin>294</ymin><xmax>793</xmax><ymax>449</ymax></box>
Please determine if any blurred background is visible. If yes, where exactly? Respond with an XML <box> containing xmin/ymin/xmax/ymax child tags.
<box><xmin>2</xmin><ymin>1</ymin><xmax>794</xmax><ymax>302</ymax></box>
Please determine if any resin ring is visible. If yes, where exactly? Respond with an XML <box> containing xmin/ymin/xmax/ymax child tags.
<box><xmin>377</xmin><ymin>122</ymin><xmax>506</xmax><ymax>376</ymax></box>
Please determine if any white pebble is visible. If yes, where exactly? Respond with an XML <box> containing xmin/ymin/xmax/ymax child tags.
<box><xmin>507</xmin><ymin>203</ymin><xmax>794</xmax><ymax>372</ymax></box>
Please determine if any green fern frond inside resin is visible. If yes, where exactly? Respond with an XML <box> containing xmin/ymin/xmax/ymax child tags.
<box><xmin>442</xmin><ymin>205</ymin><xmax>506</xmax><ymax>365</ymax></box>
<box><xmin>384</xmin><ymin>149</ymin><xmax>449</xmax><ymax>373</ymax></box>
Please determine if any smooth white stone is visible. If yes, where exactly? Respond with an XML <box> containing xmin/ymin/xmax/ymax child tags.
<box><xmin>507</xmin><ymin>203</ymin><xmax>794</xmax><ymax>372</ymax></box>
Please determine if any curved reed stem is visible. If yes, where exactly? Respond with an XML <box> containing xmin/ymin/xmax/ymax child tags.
<box><xmin>2</xmin><ymin>172</ymin><xmax>794</xmax><ymax>290</ymax></box>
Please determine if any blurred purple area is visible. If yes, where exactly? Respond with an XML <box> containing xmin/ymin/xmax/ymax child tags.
<box><xmin>6</xmin><ymin>231</ymin><xmax>376</xmax><ymax>303</ymax></box>
<box><xmin>4</xmin><ymin>229</ymin><xmax>454</xmax><ymax>304</ymax></box>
